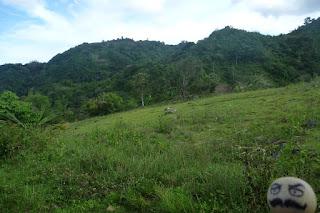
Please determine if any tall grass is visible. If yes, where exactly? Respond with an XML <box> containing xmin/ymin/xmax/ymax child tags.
<box><xmin>0</xmin><ymin>81</ymin><xmax>320</xmax><ymax>212</ymax></box>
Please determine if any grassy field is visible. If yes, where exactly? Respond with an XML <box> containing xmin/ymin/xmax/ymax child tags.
<box><xmin>0</xmin><ymin>80</ymin><xmax>320</xmax><ymax>212</ymax></box>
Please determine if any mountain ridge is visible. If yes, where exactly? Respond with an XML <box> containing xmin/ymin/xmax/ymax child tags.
<box><xmin>1</xmin><ymin>17</ymin><xmax>319</xmax><ymax>120</ymax></box>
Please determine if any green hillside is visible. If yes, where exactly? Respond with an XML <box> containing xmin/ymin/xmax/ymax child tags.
<box><xmin>0</xmin><ymin>18</ymin><xmax>319</xmax><ymax>121</ymax></box>
<box><xmin>1</xmin><ymin>80</ymin><xmax>319</xmax><ymax>212</ymax></box>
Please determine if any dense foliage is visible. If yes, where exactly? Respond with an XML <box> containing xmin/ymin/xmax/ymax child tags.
<box><xmin>0</xmin><ymin>91</ymin><xmax>54</xmax><ymax>127</ymax></box>
<box><xmin>84</xmin><ymin>92</ymin><xmax>125</xmax><ymax>116</ymax></box>
<box><xmin>0</xmin><ymin>17</ymin><xmax>319</xmax><ymax>120</ymax></box>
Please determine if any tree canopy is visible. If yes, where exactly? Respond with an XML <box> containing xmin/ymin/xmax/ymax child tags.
<box><xmin>1</xmin><ymin>17</ymin><xmax>320</xmax><ymax>120</ymax></box>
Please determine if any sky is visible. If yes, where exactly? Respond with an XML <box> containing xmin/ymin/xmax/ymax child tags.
<box><xmin>1</xmin><ymin>0</ymin><xmax>320</xmax><ymax>65</ymax></box>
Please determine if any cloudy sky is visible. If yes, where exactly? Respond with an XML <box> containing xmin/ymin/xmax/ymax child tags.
<box><xmin>1</xmin><ymin>0</ymin><xmax>320</xmax><ymax>64</ymax></box>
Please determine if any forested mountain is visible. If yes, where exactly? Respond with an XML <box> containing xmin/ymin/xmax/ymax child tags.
<box><xmin>1</xmin><ymin>17</ymin><xmax>319</xmax><ymax>120</ymax></box>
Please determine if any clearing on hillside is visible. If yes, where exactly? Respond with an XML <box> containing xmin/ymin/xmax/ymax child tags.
<box><xmin>0</xmin><ymin>80</ymin><xmax>319</xmax><ymax>212</ymax></box>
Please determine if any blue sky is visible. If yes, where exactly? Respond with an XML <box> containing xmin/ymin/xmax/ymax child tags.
<box><xmin>1</xmin><ymin>0</ymin><xmax>320</xmax><ymax>64</ymax></box>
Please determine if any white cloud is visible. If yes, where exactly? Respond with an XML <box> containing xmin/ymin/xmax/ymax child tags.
<box><xmin>0</xmin><ymin>0</ymin><xmax>320</xmax><ymax>64</ymax></box>
<box><xmin>232</xmin><ymin>0</ymin><xmax>320</xmax><ymax>16</ymax></box>
<box><xmin>0</xmin><ymin>40</ymin><xmax>65</xmax><ymax>63</ymax></box>
<box><xmin>2</xmin><ymin>0</ymin><xmax>64</xmax><ymax>23</ymax></box>
<box><xmin>123</xmin><ymin>0</ymin><xmax>167</xmax><ymax>13</ymax></box>
<box><xmin>1</xmin><ymin>0</ymin><xmax>70</xmax><ymax>34</ymax></box>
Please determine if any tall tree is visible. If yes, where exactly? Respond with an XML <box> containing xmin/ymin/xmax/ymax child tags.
<box><xmin>130</xmin><ymin>72</ymin><xmax>150</xmax><ymax>107</ymax></box>
<box><xmin>173</xmin><ymin>57</ymin><xmax>203</xmax><ymax>99</ymax></box>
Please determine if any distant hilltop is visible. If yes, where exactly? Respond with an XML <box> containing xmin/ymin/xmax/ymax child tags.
<box><xmin>0</xmin><ymin>17</ymin><xmax>319</xmax><ymax>120</ymax></box>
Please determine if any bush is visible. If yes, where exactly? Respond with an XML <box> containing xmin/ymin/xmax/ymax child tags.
<box><xmin>0</xmin><ymin>125</ymin><xmax>49</xmax><ymax>159</ymax></box>
<box><xmin>124</xmin><ymin>98</ymin><xmax>138</xmax><ymax>110</ymax></box>
<box><xmin>156</xmin><ymin>115</ymin><xmax>177</xmax><ymax>134</ymax></box>
<box><xmin>0</xmin><ymin>91</ymin><xmax>55</xmax><ymax>127</ymax></box>
<box><xmin>0</xmin><ymin>91</ymin><xmax>35</xmax><ymax>126</ymax></box>
<box><xmin>0</xmin><ymin>125</ymin><xmax>21</xmax><ymax>158</ymax></box>
<box><xmin>84</xmin><ymin>92</ymin><xmax>124</xmax><ymax>116</ymax></box>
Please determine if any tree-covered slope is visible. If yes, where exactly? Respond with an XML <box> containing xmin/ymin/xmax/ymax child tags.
<box><xmin>0</xmin><ymin>62</ymin><xmax>46</xmax><ymax>95</ymax></box>
<box><xmin>45</xmin><ymin>39</ymin><xmax>177</xmax><ymax>83</ymax></box>
<box><xmin>0</xmin><ymin>17</ymin><xmax>319</xmax><ymax>120</ymax></box>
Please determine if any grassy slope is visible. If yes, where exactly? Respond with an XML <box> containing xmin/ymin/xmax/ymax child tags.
<box><xmin>1</xmin><ymin>81</ymin><xmax>320</xmax><ymax>212</ymax></box>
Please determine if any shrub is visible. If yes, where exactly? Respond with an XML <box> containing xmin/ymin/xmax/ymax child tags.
<box><xmin>24</xmin><ymin>91</ymin><xmax>51</xmax><ymax>112</ymax></box>
<box><xmin>156</xmin><ymin>115</ymin><xmax>176</xmax><ymax>134</ymax></box>
<box><xmin>84</xmin><ymin>92</ymin><xmax>124</xmax><ymax>116</ymax></box>
<box><xmin>0</xmin><ymin>91</ymin><xmax>35</xmax><ymax>126</ymax></box>
<box><xmin>0</xmin><ymin>125</ymin><xmax>49</xmax><ymax>159</ymax></box>
<box><xmin>0</xmin><ymin>91</ymin><xmax>55</xmax><ymax>127</ymax></box>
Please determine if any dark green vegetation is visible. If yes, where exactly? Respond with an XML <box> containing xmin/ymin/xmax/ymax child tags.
<box><xmin>1</xmin><ymin>18</ymin><xmax>320</xmax><ymax>120</ymax></box>
<box><xmin>0</xmin><ymin>80</ymin><xmax>320</xmax><ymax>212</ymax></box>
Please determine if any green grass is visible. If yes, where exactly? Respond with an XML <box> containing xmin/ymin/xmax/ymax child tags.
<box><xmin>1</xmin><ymin>80</ymin><xmax>320</xmax><ymax>212</ymax></box>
